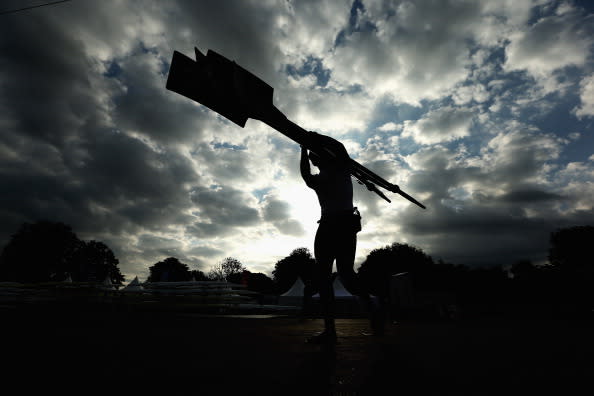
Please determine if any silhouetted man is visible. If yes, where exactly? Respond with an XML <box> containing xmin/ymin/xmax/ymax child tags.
<box><xmin>300</xmin><ymin>132</ymin><xmax>383</xmax><ymax>344</ymax></box>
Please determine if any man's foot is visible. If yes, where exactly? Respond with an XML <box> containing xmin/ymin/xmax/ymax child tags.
<box><xmin>361</xmin><ymin>320</ymin><xmax>385</xmax><ymax>337</ymax></box>
<box><xmin>305</xmin><ymin>330</ymin><xmax>337</xmax><ymax>345</ymax></box>
<box><xmin>361</xmin><ymin>330</ymin><xmax>383</xmax><ymax>337</ymax></box>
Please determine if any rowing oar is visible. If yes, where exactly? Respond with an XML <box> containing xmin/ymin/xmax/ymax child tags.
<box><xmin>165</xmin><ymin>47</ymin><xmax>426</xmax><ymax>209</ymax></box>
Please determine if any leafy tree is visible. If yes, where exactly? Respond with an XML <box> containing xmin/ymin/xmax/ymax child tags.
<box><xmin>190</xmin><ymin>269</ymin><xmax>209</xmax><ymax>281</ymax></box>
<box><xmin>272</xmin><ymin>247</ymin><xmax>316</xmax><ymax>294</ymax></box>
<box><xmin>357</xmin><ymin>242</ymin><xmax>434</xmax><ymax>296</ymax></box>
<box><xmin>0</xmin><ymin>221</ymin><xmax>82</xmax><ymax>282</ymax></box>
<box><xmin>207</xmin><ymin>262</ymin><xmax>226</xmax><ymax>281</ymax></box>
<box><xmin>549</xmin><ymin>226</ymin><xmax>594</xmax><ymax>275</ymax></box>
<box><xmin>147</xmin><ymin>257</ymin><xmax>191</xmax><ymax>282</ymax></box>
<box><xmin>208</xmin><ymin>257</ymin><xmax>246</xmax><ymax>282</ymax></box>
<box><xmin>71</xmin><ymin>240</ymin><xmax>124</xmax><ymax>284</ymax></box>
<box><xmin>509</xmin><ymin>259</ymin><xmax>558</xmax><ymax>304</ymax></box>
<box><xmin>510</xmin><ymin>260</ymin><xmax>539</xmax><ymax>281</ymax></box>
<box><xmin>548</xmin><ymin>225</ymin><xmax>594</xmax><ymax>303</ymax></box>
<box><xmin>0</xmin><ymin>221</ymin><xmax>124</xmax><ymax>284</ymax></box>
<box><xmin>222</xmin><ymin>257</ymin><xmax>246</xmax><ymax>283</ymax></box>
<box><xmin>245</xmin><ymin>271</ymin><xmax>274</xmax><ymax>294</ymax></box>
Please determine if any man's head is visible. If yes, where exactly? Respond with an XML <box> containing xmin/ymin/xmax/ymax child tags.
<box><xmin>307</xmin><ymin>131</ymin><xmax>350</xmax><ymax>170</ymax></box>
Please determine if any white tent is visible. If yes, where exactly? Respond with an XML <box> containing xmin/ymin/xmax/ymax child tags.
<box><xmin>102</xmin><ymin>275</ymin><xmax>115</xmax><ymax>290</ymax></box>
<box><xmin>332</xmin><ymin>276</ymin><xmax>354</xmax><ymax>298</ymax></box>
<box><xmin>122</xmin><ymin>276</ymin><xmax>144</xmax><ymax>292</ymax></box>
<box><xmin>311</xmin><ymin>276</ymin><xmax>361</xmax><ymax>314</ymax></box>
<box><xmin>278</xmin><ymin>277</ymin><xmax>306</xmax><ymax>306</ymax></box>
<box><xmin>312</xmin><ymin>276</ymin><xmax>355</xmax><ymax>299</ymax></box>
<box><xmin>281</xmin><ymin>277</ymin><xmax>305</xmax><ymax>297</ymax></box>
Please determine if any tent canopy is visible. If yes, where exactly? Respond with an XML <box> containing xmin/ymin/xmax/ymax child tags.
<box><xmin>122</xmin><ymin>276</ymin><xmax>144</xmax><ymax>291</ymax></box>
<box><xmin>312</xmin><ymin>276</ymin><xmax>354</xmax><ymax>299</ymax></box>
<box><xmin>280</xmin><ymin>277</ymin><xmax>304</xmax><ymax>297</ymax></box>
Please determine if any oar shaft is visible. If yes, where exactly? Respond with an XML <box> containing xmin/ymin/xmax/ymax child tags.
<box><xmin>259</xmin><ymin>107</ymin><xmax>425</xmax><ymax>209</ymax></box>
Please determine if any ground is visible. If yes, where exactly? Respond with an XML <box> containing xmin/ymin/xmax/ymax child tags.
<box><xmin>4</xmin><ymin>301</ymin><xmax>593</xmax><ymax>395</ymax></box>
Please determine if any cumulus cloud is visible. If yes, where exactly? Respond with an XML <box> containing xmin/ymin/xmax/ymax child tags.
<box><xmin>326</xmin><ymin>0</ymin><xmax>481</xmax><ymax>104</ymax></box>
<box><xmin>452</xmin><ymin>84</ymin><xmax>490</xmax><ymax>105</ymax></box>
<box><xmin>377</xmin><ymin>122</ymin><xmax>400</xmax><ymax>132</ymax></box>
<box><xmin>504</xmin><ymin>3</ymin><xmax>594</xmax><ymax>81</ymax></box>
<box><xmin>391</xmin><ymin>117</ymin><xmax>594</xmax><ymax>264</ymax></box>
<box><xmin>574</xmin><ymin>74</ymin><xmax>594</xmax><ymax>118</ymax></box>
<box><xmin>402</xmin><ymin>106</ymin><xmax>474</xmax><ymax>145</ymax></box>
<box><xmin>190</xmin><ymin>185</ymin><xmax>260</xmax><ymax>229</ymax></box>
<box><xmin>262</xmin><ymin>195</ymin><xmax>306</xmax><ymax>236</ymax></box>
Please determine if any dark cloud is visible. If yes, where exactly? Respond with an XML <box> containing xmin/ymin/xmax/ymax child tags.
<box><xmin>499</xmin><ymin>188</ymin><xmax>564</xmax><ymax>204</ymax></box>
<box><xmin>263</xmin><ymin>197</ymin><xmax>290</xmax><ymax>222</ymax></box>
<box><xmin>391</xmin><ymin>125</ymin><xmax>591</xmax><ymax>265</ymax></box>
<box><xmin>191</xmin><ymin>142</ymin><xmax>254</xmax><ymax>183</ymax></box>
<box><xmin>0</xmin><ymin>13</ymin><xmax>99</xmax><ymax>146</ymax></box>
<box><xmin>170</xmin><ymin>0</ymin><xmax>286</xmax><ymax>89</ymax></box>
<box><xmin>187</xmin><ymin>245</ymin><xmax>223</xmax><ymax>258</ymax></box>
<box><xmin>262</xmin><ymin>195</ymin><xmax>305</xmax><ymax>236</ymax></box>
<box><xmin>110</xmin><ymin>51</ymin><xmax>214</xmax><ymax>145</ymax></box>
<box><xmin>189</xmin><ymin>185</ymin><xmax>260</xmax><ymax>229</ymax></box>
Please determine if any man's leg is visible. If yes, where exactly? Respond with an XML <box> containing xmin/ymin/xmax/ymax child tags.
<box><xmin>335</xmin><ymin>231</ymin><xmax>385</xmax><ymax>335</ymax></box>
<box><xmin>335</xmin><ymin>231</ymin><xmax>360</xmax><ymax>294</ymax></box>
<box><xmin>335</xmin><ymin>230</ymin><xmax>371</xmax><ymax>308</ymax></box>
<box><xmin>308</xmin><ymin>223</ymin><xmax>336</xmax><ymax>343</ymax></box>
<box><xmin>316</xmin><ymin>257</ymin><xmax>335</xmax><ymax>336</ymax></box>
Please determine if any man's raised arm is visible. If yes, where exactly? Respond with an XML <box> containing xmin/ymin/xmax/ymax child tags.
<box><xmin>300</xmin><ymin>146</ymin><xmax>315</xmax><ymax>188</ymax></box>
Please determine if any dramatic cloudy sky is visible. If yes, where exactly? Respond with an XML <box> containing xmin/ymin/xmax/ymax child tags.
<box><xmin>1</xmin><ymin>0</ymin><xmax>593</xmax><ymax>280</ymax></box>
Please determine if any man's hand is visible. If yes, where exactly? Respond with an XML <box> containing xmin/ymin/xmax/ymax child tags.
<box><xmin>300</xmin><ymin>145</ymin><xmax>314</xmax><ymax>188</ymax></box>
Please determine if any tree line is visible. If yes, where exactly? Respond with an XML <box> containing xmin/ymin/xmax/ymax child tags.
<box><xmin>0</xmin><ymin>221</ymin><xmax>124</xmax><ymax>284</ymax></box>
<box><xmin>1</xmin><ymin>221</ymin><xmax>593</xmax><ymax>312</ymax></box>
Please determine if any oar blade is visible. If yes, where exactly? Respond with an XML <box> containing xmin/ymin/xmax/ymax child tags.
<box><xmin>166</xmin><ymin>48</ymin><xmax>274</xmax><ymax>127</ymax></box>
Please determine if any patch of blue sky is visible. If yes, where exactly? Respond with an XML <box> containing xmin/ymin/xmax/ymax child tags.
<box><xmin>437</xmin><ymin>124</ymin><xmax>485</xmax><ymax>159</ymax></box>
<box><xmin>396</xmin><ymin>136</ymin><xmax>423</xmax><ymax>157</ymax></box>
<box><xmin>574</xmin><ymin>0</ymin><xmax>594</xmax><ymax>13</ymax></box>
<box><xmin>481</xmin><ymin>46</ymin><xmax>506</xmax><ymax>71</ymax></box>
<box><xmin>334</xmin><ymin>0</ymin><xmax>377</xmax><ymax>48</ymax></box>
<box><xmin>266</xmin><ymin>131</ymin><xmax>299</xmax><ymax>154</ymax></box>
<box><xmin>158</xmin><ymin>55</ymin><xmax>171</xmax><ymax>77</ymax></box>
<box><xmin>467</xmin><ymin>122</ymin><xmax>489</xmax><ymax>148</ymax></box>
<box><xmin>273</xmin><ymin>168</ymin><xmax>286</xmax><ymax>181</ymax></box>
<box><xmin>493</xmin><ymin>70</ymin><xmax>594</xmax><ymax>163</ymax></box>
<box><xmin>555</xmin><ymin>122</ymin><xmax>594</xmax><ymax>164</ymax></box>
<box><xmin>104</xmin><ymin>60</ymin><xmax>122</xmax><ymax>78</ymax></box>
<box><xmin>252</xmin><ymin>187</ymin><xmax>271</xmax><ymax>202</ymax></box>
<box><xmin>358</xmin><ymin>130</ymin><xmax>419</xmax><ymax>160</ymax></box>
<box><xmin>212</xmin><ymin>141</ymin><xmax>247</xmax><ymax>151</ymax></box>
<box><xmin>139</xmin><ymin>41</ymin><xmax>159</xmax><ymax>56</ymax></box>
<box><xmin>525</xmin><ymin>1</ymin><xmax>594</xmax><ymax>25</ymax></box>
<box><xmin>448</xmin><ymin>186</ymin><xmax>472</xmax><ymax>201</ymax></box>
<box><xmin>345</xmin><ymin>98</ymin><xmax>432</xmax><ymax>158</ymax></box>
<box><xmin>319</xmin><ymin>83</ymin><xmax>364</xmax><ymax>95</ymax></box>
<box><xmin>285</xmin><ymin>56</ymin><xmax>331</xmax><ymax>87</ymax></box>
<box><xmin>136</xmin><ymin>42</ymin><xmax>171</xmax><ymax>76</ymax></box>
<box><xmin>368</xmin><ymin>99</ymin><xmax>428</xmax><ymax>131</ymax></box>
